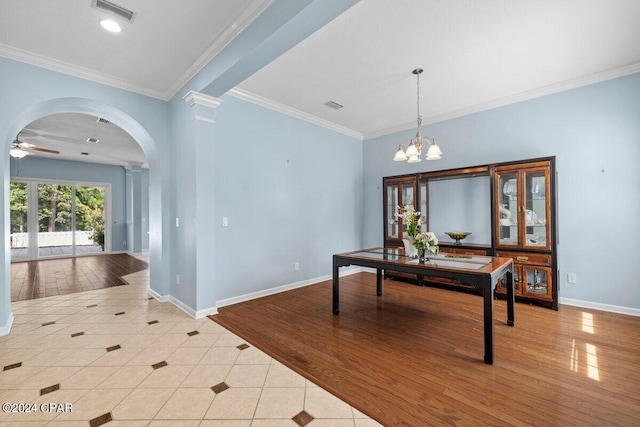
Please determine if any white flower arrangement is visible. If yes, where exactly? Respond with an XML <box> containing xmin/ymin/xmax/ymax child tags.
<box><xmin>412</xmin><ymin>231</ymin><xmax>439</xmax><ymax>259</ymax></box>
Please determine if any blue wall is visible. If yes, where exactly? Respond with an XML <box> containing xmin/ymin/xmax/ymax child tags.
<box><xmin>213</xmin><ymin>95</ymin><xmax>363</xmax><ymax>301</ymax></box>
<box><xmin>364</xmin><ymin>72</ymin><xmax>640</xmax><ymax>310</ymax></box>
<box><xmin>0</xmin><ymin>55</ymin><xmax>170</xmax><ymax>333</ymax></box>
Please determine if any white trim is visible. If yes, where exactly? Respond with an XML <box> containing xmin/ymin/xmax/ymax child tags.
<box><xmin>0</xmin><ymin>1</ymin><xmax>273</xmax><ymax>101</ymax></box>
<box><xmin>365</xmin><ymin>62</ymin><xmax>640</xmax><ymax>140</ymax></box>
<box><xmin>0</xmin><ymin>314</ymin><xmax>14</xmax><ymax>336</ymax></box>
<box><xmin>228</xmin><ymin>88</ymin><xmax>364</xmax><ymax>140</ymax></box>
<box><xmin>146</xmin><ymin>290</ymin><xmax>217</xmax><ymax>319</ymax></box>
<box><xmin>164</xmin><ymin>0</ymin><xmax>273</xmax><ymax>100</ymax></box>
<box><xmin>0</xmin><ymin>43</ymin><xmax>167</xmax><ymax>100</ymax></box>
<box><xmin>183</xmin><ymin>90</ymin><xmax>223</xmax><ymax>109</ymax></box>
<box><xmin>147</xmin><ymin>287</ymin><xmax>168</xmax><ymax>302</ymax></box>
<box><xmin>166</xmin><ymin>296</ymin><xmax>217</xmax><ymax>319</ymax></box>
<box><xmin>560</xmin><ymin>297</ymin><xmax>640</xmax><ymax>317</ymax></box>
<box><xmin>195</xmin><ymin>306</ymin><xmax>218</xmax><ymax>319</ymax></box>
<box><xmin>216</xmin><ymin>267</ymin><xmax>366</xmax><ymax>308</ymax></box>
<box><xmin>168</xmin><ymin>296</ymin><xmax>196</xmax><ymax>318</ymax></box>
<box><xmin>192</xmin><ymin>115</ymin><xmax>217</xmax><ymax>124</ymax></box>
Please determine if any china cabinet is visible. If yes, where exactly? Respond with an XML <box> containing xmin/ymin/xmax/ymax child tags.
<box><xmin>493</xmin><ymin>159</ymin><xmax>556</xmax><ymax>308</ymax></box>
<box><xmin>383</xmin><ymin>175</ymin><xmax>418</xmax><ymax>244</ymax></box>
<box><xmin>382</xmin><ymin>157</ymin><xmax>557</xmax><ymax>309</ymax></box>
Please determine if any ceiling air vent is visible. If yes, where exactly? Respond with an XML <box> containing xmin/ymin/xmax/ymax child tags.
<box><xmin>93</xmin><ymin>0</ymin><xmax>136</xmax><ymax>22</ymax></box>
<box><xmin>86</xmin><ymin>138</ymin><xmax>100</xmax><ymax>144</ymax></box>
<box><xmin>81</xmin><ymin>152</ymin><xmax>89</xmax><ymax>156</ymax></box>
<box><xmin>324</xmin><ymin>100</ymin><xmax>344</xmax><ymax>110</ymax></box>
<box><xmin>97</xmin><ymin>117</ymin><xmax>110</xmax><ymax>124</ymax></box>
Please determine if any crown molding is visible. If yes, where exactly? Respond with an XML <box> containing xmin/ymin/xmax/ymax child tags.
<box><xmin>228</xmin><ymin>88</ymin><xmax>364</xmax><ymax>140</ymax></box>
<box><xmin>0</xmin><ymin>1</ymin><xmax>272</xmax><ymax>102</ymax></box>
<box><xmin>364</xmin><ymin>62</ymin><xmax>640</xmax><ymax>140</ymax></box>
<box><xmin>164</xmin><ymin>0</ymin><xmax>273</xmax><ymax>100</ymax></box>
<box><xmin>0</xmin><ymin>44</ymin><xmax>167</xmax><ymax>100</ymax></box>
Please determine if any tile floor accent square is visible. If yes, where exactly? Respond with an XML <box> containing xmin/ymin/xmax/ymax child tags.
<box><xmin>114</xmin><ymin>311</ymin><xmax>125</xmax><ymax>316</ymax></box>
<box><xmin>106</xmin><ymin>345</ymin><xmax>121</xmax><ymax>352</ymax></box>
<box><xmin>292</xmin><ymin>410</ymin><xmax>315</xmax><ymax>426</ymax></box>
<box><xmin>148</xmin><ymin>320</ymin><xmax>159</xmax><ymax>325</ymax></box>
<box><xmin>3</xmin><ymin>362</ymin><xmax>22</xmax><ymax>371</ymax></box>
<box><xmin>87</xmin><ymin>304</ymin><xmax>98</xmax><ymax>308</ymax></box>
<box><xmin>187</xmin><ymin>330</ymin><xmax>200</xmax><ymax>336</ymax></box>
<box><xmin>211</xmin><ymin>382</ymin><xmax>229</xmax><ymax>394</ymax></box>
<box><xmin>71</xmin><ymin>331</ymin><xmax>85</xmax><ymax>337</ymax></box>
<box><xmin>237</xmin><ymin>343</ymin><xmax>250</xmax><ymax>350</ymax></box>
<box><xmin>40</xmin><ymin>383</ymin><xmax>60</xmax><ymax>395</ymax></box>
<box><xmin>152</xmin><ymin>360</ymin><xmax>168</xmax><ymax>369</ymax></box>
<box><xmin>42</xmin><ymin>321</ymin><xmax>56</xmax><ymax>326</ymax></box>
<box><xmin>89</xmin><ymin>412</ymin><xmax>113</xmax><ymax>427</ymax></box>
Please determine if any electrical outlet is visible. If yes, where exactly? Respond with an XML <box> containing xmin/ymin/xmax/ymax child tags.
<box><xmin>294</xmin><ymin>262</ymin><xmax>299</xmax><ymax>271</ymax></box>
<box><xmin>123</xmin><ymin>240</ymin><xmax>126</xmax><ymax>246</ymax></box>
<box><xmin>567</xmin><ymin>273</ymin><xmax>577</xmax><ymax>284</ymax></box>
<box><xmin>176</xmin><ymin>274</ymin><xmax>180</xmax><ymax>285</ymax></box>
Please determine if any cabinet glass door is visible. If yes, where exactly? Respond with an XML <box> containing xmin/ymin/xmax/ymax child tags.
<box><xmin>419</xmin><ymin>182</ymin><xmax>428</xmax><ymax>233</ymax></box>
<box><xmin>386</xmin><ymin>184</ymin><xmax>399</xmax><ymax>239</ymax></box>
<box><xmin>498</xmin><ymin>264</ymin><xmax>522</xmax><ymax>294</ymax></box>
<box><xmin>523</xmin><ymin>170</ymin><xmax>550</xmax><ymax>250</ymax></box>
<box><xmin>497</xmin><ymin>172</ymin><xmax>519</xmax><ymax>246</ymax></box>
<box><xmin>401</xmin><ymin>186</ymin><xmax>415</xmax><ymax>236</ymax></box>
<box><xmin>523</xmin><ymin>266</ymin><xmax>551</xmax><ymax>298</ymax></box>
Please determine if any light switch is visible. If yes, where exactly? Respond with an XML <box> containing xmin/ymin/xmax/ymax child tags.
<box><xmin>222</xmin><ymin>217</ymin><xmax>228</xmax><ymax>227</ymax></box>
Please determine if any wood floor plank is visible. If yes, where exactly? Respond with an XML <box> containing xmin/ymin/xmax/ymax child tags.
<box><xmin>211</xmin><ymin>272</ymin><xmax>640</xmax><ymax>426</ymax></box>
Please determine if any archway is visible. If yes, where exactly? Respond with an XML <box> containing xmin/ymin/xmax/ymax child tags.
<box><xmin>2</xmin><ymin>98</ymin><xmax>164</xmax><ymax>326</ymax></box>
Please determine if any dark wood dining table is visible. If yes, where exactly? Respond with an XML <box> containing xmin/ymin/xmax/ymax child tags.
<box><xmin>332</xmin><ymin>248</ymin><xmax>515</xmax><ymax>364</ymax></box>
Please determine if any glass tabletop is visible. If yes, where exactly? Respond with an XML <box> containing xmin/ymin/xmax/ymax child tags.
<box><xmin>407</xmin><ymin>258</ymin><xmax>487</xmax><ymax>270</ymax></box>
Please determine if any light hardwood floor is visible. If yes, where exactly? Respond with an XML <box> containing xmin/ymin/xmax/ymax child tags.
<box><xmin>212</xmin><ymin>272</ymin><xmax>640</xmax><ymax>426</ymax></box>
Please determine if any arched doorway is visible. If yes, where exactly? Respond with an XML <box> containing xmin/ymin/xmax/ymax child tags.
<box><xmin>2</xmin><ymin>97</ymin><xmax>164</xmax><ymax>321</ymax></box>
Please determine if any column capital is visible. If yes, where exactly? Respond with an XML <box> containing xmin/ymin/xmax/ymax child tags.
<box><xmin>183</xmin><ymin>91</ymin><xmax>222</xmax><ymax>109</ymax></box>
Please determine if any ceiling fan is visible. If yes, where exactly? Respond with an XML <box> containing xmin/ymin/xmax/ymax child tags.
<box><xmin>10</xmin><ymin>132</ymin><xmax>60</xmax><ymax>159</ymax></box>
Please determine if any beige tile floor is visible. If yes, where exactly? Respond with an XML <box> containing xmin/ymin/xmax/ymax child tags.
<box><xmin>0</xmin><ymin>270</ymin><xmax>382</xmax><ymax>427</ymax></box>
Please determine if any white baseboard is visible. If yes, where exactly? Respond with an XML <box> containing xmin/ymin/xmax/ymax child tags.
<box><xmin>0</xmin><ymin>314</ymin><xmax>15</xmax><ymax>336</ymax></box>
<box><xmin>147</xmin><ymin>289</ymin><xmax>217</xmax><ymax>319</ymax></box>
<box><xmin>147</xmin><ymin>287</ymin><xmax>168</xmax><ymax>302</ymax></box>
<box><xmin>560</xmin><ymin>298</ymin><xmax>640</xmax><ymax>317</ymax></box>
<box><xmin>216</xmin><ymin>266</ymin><xmax>366</xmax><ymax>309</ymax></box>
<box><xmin>148</xmin><ymin>267</ymin><xmax>367</xmax><ymax>319</ymax></box>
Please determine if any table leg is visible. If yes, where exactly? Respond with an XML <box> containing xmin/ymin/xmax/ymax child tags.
<box><xmin>376</xmin><ymin>268</ymin><xmax>382</xmax><ymax>296</ymax></box>
<box><xmin>506</xmin><ymin>270</ymin><xmax>515</xmax><ymax>326</ymax></box>
<box><xmin>417</xmin><ymin>274</ymin><xmax>424</xmax><ymax>287</ymax></box>
<box><xmin>332</xmin><ymin>257</ymin><xmax>339</xmax><ymax>314</ymax></box>
<box><xmin>483</xmin><ymin>282</ymin><xmax>494</xmax><ymax>365</ymax></box>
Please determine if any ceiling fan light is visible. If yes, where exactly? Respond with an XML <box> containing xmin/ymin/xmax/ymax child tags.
<box><xmin>10</xmin><ymin>148</ymin><xmax>30</xmax><ymax>159</ymax></box>
<box><xmin>393</xmin><ymin>145</ymin><xmax>408</xmax><ymax>161</ymax></box>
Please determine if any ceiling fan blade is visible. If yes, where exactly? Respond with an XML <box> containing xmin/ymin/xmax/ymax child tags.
<box><xmin>17</xmin><ymin>141</ymin><xmax>35</xmax><ymax>148</ymax></box>
<box><xmin>30</xmin><ymin>147</ymin><xmax>60</xmax><ymax>154</ymax></box>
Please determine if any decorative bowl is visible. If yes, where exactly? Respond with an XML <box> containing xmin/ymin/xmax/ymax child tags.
<box><xmin>445</xmin><ymin>231</ymin><xmax>472</xmax><ymax>245</ymax></box>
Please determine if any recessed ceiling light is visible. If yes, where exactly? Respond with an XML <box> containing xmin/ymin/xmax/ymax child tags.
<box><xmin>100</xmin><ymin>19</ymin><xmax>121</xmax><ymax>32</ymax></box>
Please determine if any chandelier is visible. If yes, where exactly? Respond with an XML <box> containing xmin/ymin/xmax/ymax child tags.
<box><xmin>393</xmin><ymin>68</ymin><xmax>442</xmax><ymax>162</ymax></box>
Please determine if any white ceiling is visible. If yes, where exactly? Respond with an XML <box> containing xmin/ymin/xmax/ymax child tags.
<box><xmin>3</xmin><ymin>0</ymin><xmax>640</xmax><ymax>165</ymax></box>
<box><xmin>19</xmin><ymin>113</ymin><xmax>146</xmax><ymax>167</ymax></box>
